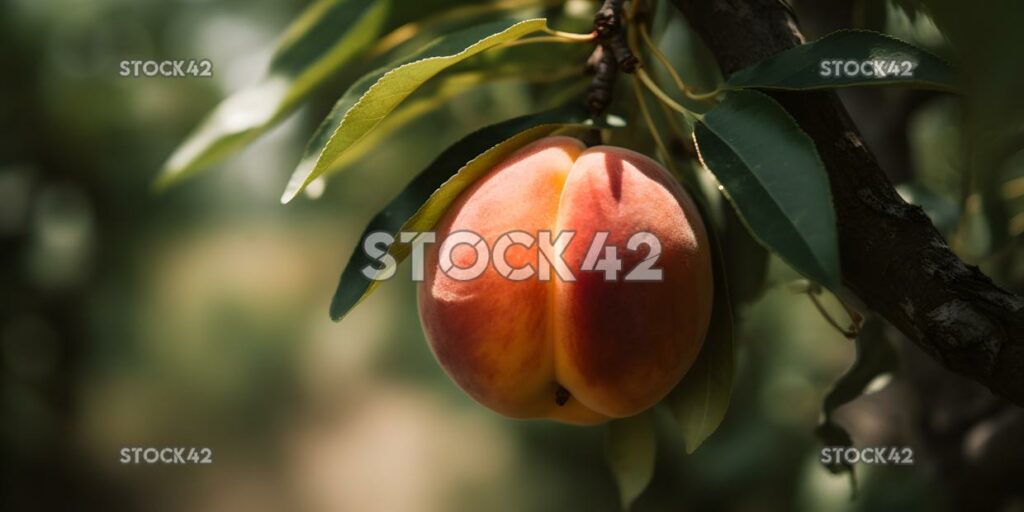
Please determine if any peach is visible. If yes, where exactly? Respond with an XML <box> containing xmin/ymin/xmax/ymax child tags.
<box><xmin>418</xmin><ymin>136</ymin><xmax>713</xmax><ymax>425</ymax></box>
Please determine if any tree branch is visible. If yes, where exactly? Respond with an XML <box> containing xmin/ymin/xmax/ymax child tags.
<box><xmin>672</xmin><ymin>0</ymin><xmax>1024</xmax><ymax>406</ymax></box>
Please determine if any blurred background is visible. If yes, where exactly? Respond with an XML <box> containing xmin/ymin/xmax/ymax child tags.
<box><xmin>2</xmin><ymin>0</ymin><xmax>1022</xmax><ymax>510</ymax></box>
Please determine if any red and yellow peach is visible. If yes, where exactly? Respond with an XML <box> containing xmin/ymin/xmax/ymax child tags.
<box><xmin>418</xmin><ymin>137</ymin><xmax>713</xmax><ymax>424</ymax></box>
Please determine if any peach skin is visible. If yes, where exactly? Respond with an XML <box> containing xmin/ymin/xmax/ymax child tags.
<box><xmin>418</xmin><ymin>136</ymin><xmax>713</xmax><ymax>425</ymax></box>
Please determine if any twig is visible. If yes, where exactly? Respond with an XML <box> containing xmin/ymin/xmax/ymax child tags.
<box><xmin>632</xmin><ymin>75</ymin><xmax>679</xmax><ymax>177</ymax></box>
<box><xmin>807</xmin><ymin>291</ymin><xmax>860</xmax><ymax>339</ymax></box>
<box><xmin>637</xmin><ymin>24</ymin><xmax>719</xmax><ymax>103</ymax></box>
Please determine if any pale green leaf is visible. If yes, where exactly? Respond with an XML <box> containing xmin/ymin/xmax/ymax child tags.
<box><xmin>320</xmin><ymin>42</ymin><xmax>591</xmax><ymax>181</ymax></box>
<box><xmin>605</xmin><ymin>412</ymin><xmax>656</xmax><ymax>511</ymax></box>
<box><xmin>282</xmin><ymin>18</ymin><xmax>551</xmax><ymax>203</ymax></box>
<box><xmin>156</xmin><ymin>0</ymin><xmax>389</xmax><ymax>188</ymax></box>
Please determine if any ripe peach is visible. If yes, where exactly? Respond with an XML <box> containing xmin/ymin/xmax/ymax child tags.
<box><xmin>418</xmin><ymin>136</ymin><xmax>713</xmax><ymax>425</ymax></box>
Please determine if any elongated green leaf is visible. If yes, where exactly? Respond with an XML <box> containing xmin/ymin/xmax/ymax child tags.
<box><xmin>667</xmin><ymin>197</ymin><xmax>734</xmax><ymax>454</ymax></box>
<box><xmin>694</xmin><ymin>90</ymin><xmax>840</xmax><ymax>289</ymax></box>
<box><xmin>320</xmin><ymin>42</ymin><xmax>591</xmax><ymax>180</ymax></box>
<box><xmin>726</xmin><ymin>30</ymin><xmax>958</xmax><ymax>92</ymax></box>
<box><xmin>330</xmin><ymin>102</ymin><xmax>604</xmax><ymax>321</ymax></box>
<box><xmin>156</xmin><ymin>0</ymin><xmax>389</xmax><ymax>188</ymax></box>
<box><xmin>605</xmin><ymin>412</ymin><xmax>656</xmax><ymax>511</ymax></box>
<box><xmin>282</xmin><ymin>18</ymin><xmax>550</xmax><ymax>203</ymax></box>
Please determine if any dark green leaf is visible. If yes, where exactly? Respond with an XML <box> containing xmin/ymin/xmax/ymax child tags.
<box><xmin>722</xmin><ymin>204</ymin><xmax>770</xmax><ymax>306</ymax></box>
<box><xmin>694</xmin><ymin>90</ymin><xmax>840</xmax><ymax>289</ymax></box>
<box><xmin>156</xmin><ymin>0</ymin><xmax>389</xmax><ymax>187</ymax></box>
<box><xmin>666</xmin><ymin>192</ymin><xmax>735</xmax><ymax>454</ymax></box>
<box><xmin>605</xmin><ymin>411</ymin><xmax>656</xmax><ymax>511</ymax></box>
<box><xmin>726</xmin><ymin>30</ymin><xmax>958</xmax><ymax>92</ymax></box>
<box><xmin>282</xmin><ymin>18</ymin><xmax>551</xmax><ymax>203</ymax></box>
<box><xmin>330</xmin><ymin>102</ymin><xmax>602</xmax><ymax>321</ymax></box>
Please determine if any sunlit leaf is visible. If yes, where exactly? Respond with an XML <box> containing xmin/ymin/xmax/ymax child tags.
<box><xmin>156</xmin><ymin>0</ymin><xmax>390</xmax><ymax>188</ymax></box>
<box><xmin>726</xmin><ymin>30</ymin><xmax>958</xmax><ymax>92</ymax></box>
<box><xmin>370</xmin><ymin>0</ymin><xmax>573</xmax><ymax>61</ymax></box>
<box><xmin>605</xmin><ymin>411</ymin><xmax>656</xmax><ymax>511</ymax></box>
<box><xmin>694</xmin><ymin>90</ymin><xmax>840</xmax><ymax>289</ymax></box>
<box><xmin>330</xmin><ymin>102</ymin><xmax>605</xmax><ymax>321</ymax></box>
<box><xmin>282</xmin><ymin>18</ymin><xmax>551</xmax><ymax>203</ymax></box>
<box><xmin>319</xmin><ymin>43</ymin><xmax>591</xmax><ymax>181</ymax></box>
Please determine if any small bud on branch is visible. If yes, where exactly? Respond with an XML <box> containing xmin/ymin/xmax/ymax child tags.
<box><xmin>586</xmin><ymin>0</ymin><xmax>640</xmax><ymax>121</ymax></box>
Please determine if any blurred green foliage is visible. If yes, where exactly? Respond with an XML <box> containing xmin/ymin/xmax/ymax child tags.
<box><xmin>3</xmin><ymin>0</ymin><xmax>1021</xmax><ymax>511</ymax></box>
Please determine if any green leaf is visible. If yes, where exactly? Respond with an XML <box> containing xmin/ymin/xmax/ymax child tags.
<box><xmin>666</xmin><ymin>197</ymin><xmax>735</xmax><ymax>454</ymax></box>
<box><xmin>156</xmin><ymin>0</ymin><xmax>390</xmax><ymax>188</ymax></box>
<box><xmin>319</xmin><ymin>43</ymin><xmax>591</xmax><ymax>181</ymax></box>
<box><xmin>694</xmin><ymin>90</ymin><xmax>840</xmax><ymax>289</ymax></box>
<box><xmin>605</xmin><ymin>411</ymin><xmax>656</xmax><ymax>511</ymax></box>
<box><xmin>282</xmin><ymin>18</ymin><xmax>551</xmax><ymax>203</ymax></box>
<box><xmin>815</xmin><ymin>316</ymin><xmax>899</xmax><ymax>493</ymax></box>
<box><xmin>330</xmin><ymin>102</ymin><xmax>602</xmax><ymax>321</ymax></box>
<box><xmin>726</xmin><ymin>30</ymin><xmax>958</xmax><ymax>92</ymax></box>
<box><xmin>722</xmin><ymin>204</ymin><xmax>770</xmax><ymax>307</ymax></box>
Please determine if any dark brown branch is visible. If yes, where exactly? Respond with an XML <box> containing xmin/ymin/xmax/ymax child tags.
<box><xmin>594</xmin><ymin>0</ymin><xmax>638</xmax><ymax>72</ymax></box>
<box><xmin>585</xmin><ymin>45</ymin><xmax>618</xmax><ymax>118</ymax></box>
<box><xmin>585</xmin><ymin>0</ymin><xmax>638</xmax><ymax>121</ymax></box>
<box><xmin>672</xmin><ymin>0</ymin><xmax>1024</xmax><ymax>406</ymax></box>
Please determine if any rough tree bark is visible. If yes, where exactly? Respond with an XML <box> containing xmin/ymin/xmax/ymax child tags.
<box><xmin>671</xmin><ymin>0</ymin><xmax>1024</xmax><ymax>406</ymax></box>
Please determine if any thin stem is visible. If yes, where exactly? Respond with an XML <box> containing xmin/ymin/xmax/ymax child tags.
<box><xmin>653</xmin><ymin>94</ymin><xmax>704</xmax><ymax>187</ymax></box>
<box><xmin>686</xmin><ymin>88</ymin><xmax>722</xmax><ymax>102</ymax></box>
<box><xmin>500</xmin><ymin>33</ymin><xmax>595</xmax><ymax>49</ymax></box>
<box><xmin>639</xmin><ymin>25</ymin><xmax>686</xmax><ymax>92</ymax></box>
<box><xmin>632</xmin><ymin>76</ymin><xmax>681</xmax><ymax>178</ymax></box>
<box><xmin>622</xmin><ymin>10</ymin><xmax>703</xmax><ymax>122</ymax></box>
<box><xmin>657</xmin><ymin>99</ymin><xmax>689</xmax><ymax>143</ymax></box>
<box><xmin>637</xmin><ymin>69</ymin><xmax>702</xmax><ymax>122</ymax></box>
<box><xmin>627</xmin><ymin>0</ymin><xmax>643</xmax><ymax>20</ymax></box>
<box><xmin>807</xmin><ymin>292</ymin><xmax>859</xmax><ymax>339</ymax></box>
<box><xmin>835</xmin><ymin>294</ymin><xmax>865</xmax><ymax>331</ymax></box>
<box><xmin>638</xmin><ymin>24</ymin><xmax>720</xmax><ymax>103</ymax></box>
<box><xmin>542</xmin><ymin>28</ymin><xmax>598</xmax><ymax>42</ymax></box>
